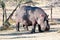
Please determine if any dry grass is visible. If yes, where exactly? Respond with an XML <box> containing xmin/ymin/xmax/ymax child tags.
<box><xmin>49</xmin><ymin>20</ymin><xmax>57</xmax><ymax>25</ymax></box>
<box><xmin>49</xmin><ymin>22</ymin><xmax>57</xmax><ymax>25</ymax></box>
<box><xmin>9</xmin><ymin>18</ymin><xmax>16</xmax><ymax>24</ymax></box>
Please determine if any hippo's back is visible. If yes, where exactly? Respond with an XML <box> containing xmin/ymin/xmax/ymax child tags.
<box><xmin>15</xmin><ymin>5</ymin><xmax>47</xmax><ymax>23</ymax></box>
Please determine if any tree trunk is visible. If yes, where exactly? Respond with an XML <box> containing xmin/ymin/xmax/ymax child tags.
<box><xmin>4</xmin><ymin>8</ymin><xmax>7</xmax><ymax>20</ymax></box>
<box><xmin>3</xmin><ymin>8</ymin><xmax>4</xmax><ymax>27</ymax></box>
<box><xmin>51</xmin><ymin>5</ymin><xmax>53</xmax><ymax>21</ymax></box>
<box><xmin>5</xmin><ymin>3</ymin><xmax>20</xmax><ymax>23</ymax></box>
<box><xmin>1</xmin><ymin>1</ymin><xmax>10</xmax><ymax>29</ymax></box>
<box><xmin>5</xmin><ymin>0</ymin><xmax>29</xmax><ymax>22</ymax></box>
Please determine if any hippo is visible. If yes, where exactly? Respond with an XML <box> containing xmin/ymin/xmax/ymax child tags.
<box><xmin>15</xmin><ymin>5</ymin><xmax>50</xmax><ymax>33</ymax></box>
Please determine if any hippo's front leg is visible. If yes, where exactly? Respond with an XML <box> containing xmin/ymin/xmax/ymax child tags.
<box><xmin>38</xmin><ymin>24</ymin><xmax>44</xmax><ymax>32</ymax></box>
<box><xmin>16</xmin><ymin>22</ymin><xmax>20</xmax><ymax>31</ymax></box>
<box><xmin>37</xmin><ymin>17</ymin><xmax>46</xmax><ymax>32</ymax></box>
<box><xmin>31</xmin><ymin>20</ymin><xmax>37</xmax><ymax>33</ymax></box>
<box><xmin>45</xmin><ymin>20</ymin><xmax>50</xmax><ymax>31</ymax></box>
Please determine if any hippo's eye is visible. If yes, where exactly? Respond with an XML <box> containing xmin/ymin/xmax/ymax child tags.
<box><xmin>41</xmin><ymin>14</ymin><xmax>45</xmax><ymax>17</ymax></box>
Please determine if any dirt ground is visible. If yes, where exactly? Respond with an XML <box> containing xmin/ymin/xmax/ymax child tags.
<box><xmin>0</xmin><ymin>24</ymin><xmax>60</xmax><ymax>40</ymax></box>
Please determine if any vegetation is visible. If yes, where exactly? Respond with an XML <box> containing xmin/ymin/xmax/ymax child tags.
<box><xmin>0</xmin><ymin>0</ymin><xmax>60</xmax><ymax>30</ymax></box>
<box><xmin>0</xmin><ymin>0</ymin><xmax>34</xmax><ymax>30</ymax></box>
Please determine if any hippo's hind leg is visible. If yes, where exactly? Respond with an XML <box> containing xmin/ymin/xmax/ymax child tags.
<box><xmin>26</xmin><ymin>21</ymin><xmax>32</xmax><ymax>31</ymax></box>
<box><xmin>26</xmin><ymin>25</ymin><xmax>29</xmax><ymax>31</ymax></box>
<box><xmin>22</xmin><ymin>20</ymin><xmax>29</xmax><ymax>31</ymax></box>
<box><xmin>23</xmin><ymin>20</ymin><xmax>32</xmax><ymax>31</ymax></box>
<box><xmin>23</xmin><ymin>25</ymin><xmax>29</xmax><ymax>31</ymax></box>
<box><xmin>16</xmin><ymin>22</ymin><xmax>20</xmax><ymax>31</ymax></box>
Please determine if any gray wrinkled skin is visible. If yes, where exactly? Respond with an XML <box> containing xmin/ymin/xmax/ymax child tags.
<box><xmin>15</xmin><ymin>5</ymin><xmax>50</xmax><ymax>32</ymax></box>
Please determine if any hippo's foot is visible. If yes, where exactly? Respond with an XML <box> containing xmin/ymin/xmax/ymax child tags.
<box><xmin>45</xmin><ymin>28</ymin><xmax>50</xmax><ymax>31</ymax></box>
<box><xmin>31</xmin><ymin>31</ymin><xmax>35</xmax><ymax>33</ymax></box>
<box><xmin>39</xmin><ymin>30</ymin><xmax>44</xmax><ymax>33</ymax></box>
<box><xmin>30</xmin><ymin>29</ymin><xmax>35</xmax><ymax>33</ymax></box>
<box><xmin>16</xmin><ymin>28</ymin><xmax>20</xmax><ymax>32</ymax></box>
<box><xmin>37</xmin><ymin>24</ymin><xmax>44</xmax><ymax>32</ymax></box>
<box><xmin>16</xmin><ymin>30</ymin><xmax>20</xmax><ymax>32</ymax></box>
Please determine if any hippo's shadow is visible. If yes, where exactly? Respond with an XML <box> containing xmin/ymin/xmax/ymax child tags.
<box><xmin>0</xmin><ymin>27</ymin><xmax>59</xmax><ymax>36</ymax></box>
<box><xmin>0</xmin><ymin>28</ymin><xmax>59</xmax><ymax>39</ymax></box>
<box><xmin>0</xmin><ymin>31</ymin><xmax>38</xmax><ymax>39</ymax></box>
<box><xmin>0</xmin><ymin>31</ymin><xmax>31</xmax><ymax>36</ymax></box>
